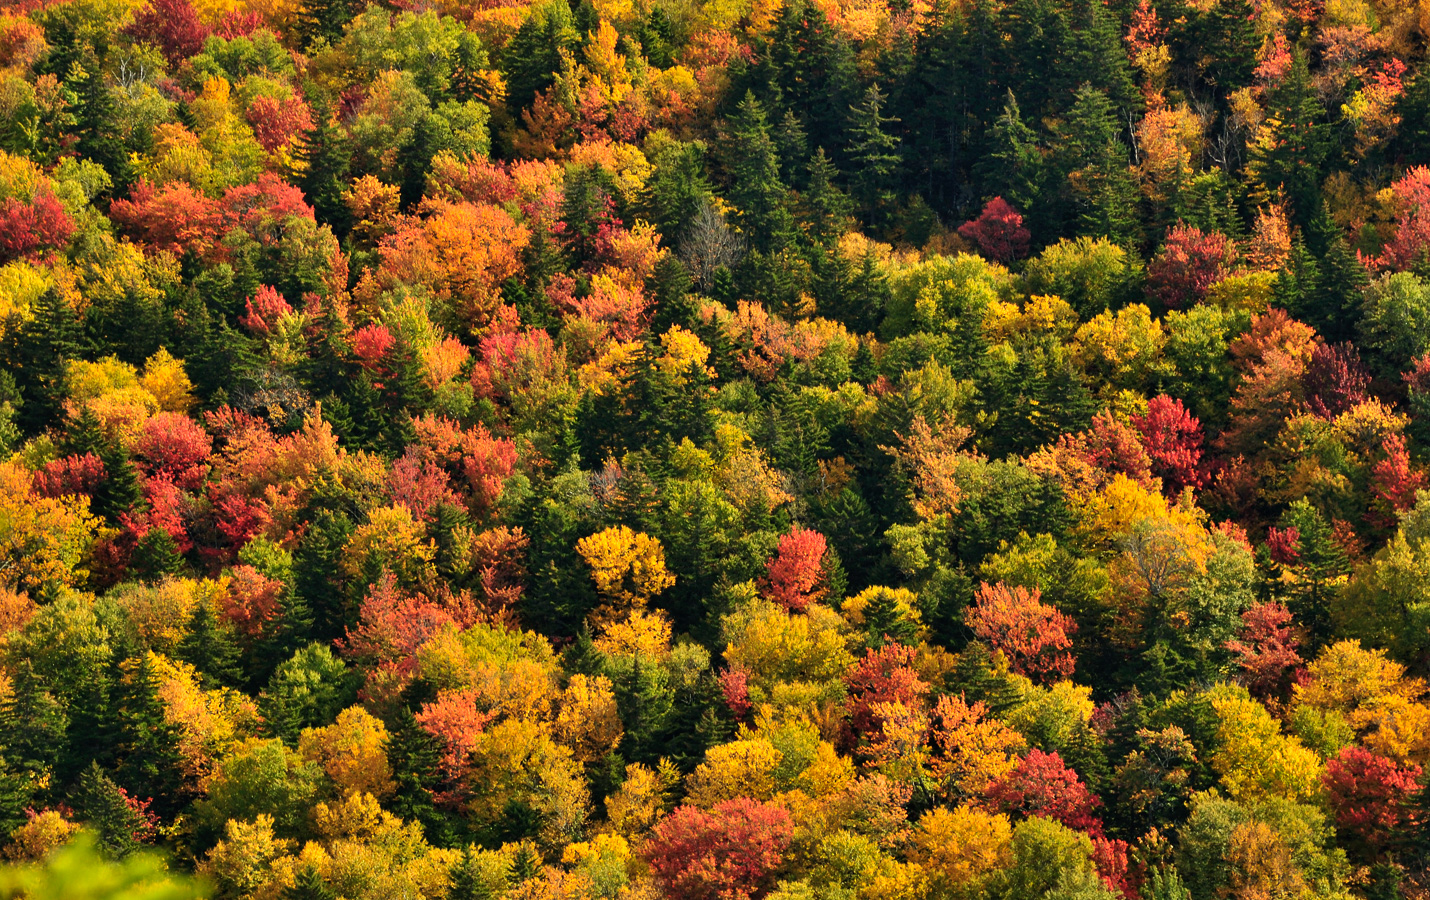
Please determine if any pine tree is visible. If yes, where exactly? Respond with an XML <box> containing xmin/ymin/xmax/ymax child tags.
<box><xmin>113</xmin><ymin>654</ymin><xmax>186</xmax><ymax>818</ymax></box>
<box><xmin>649</xmin><ymin>255</ymin><xmax>698</xmax><ymax>333</ymax></box>
<box><xmin>642</xmin><ymin>141</ymin><xmax>715</xmax><ymax>242</ymax></box>
<box><xmin>0</xmin><ymin>661</ymin><xmax>68</xmax><ymax>807</ymax></box>
<box><xmin>385</xmin><ymin>707</ymin><xmax>453</xmax><ymax>845</ymax></box>
<box><xmin>1063</xmin><ymin>84</ymin><xmax>1140</xmax><ymax>246</ymax></box>
<box><xmin>449</xmin><ymin>845</ymin><xmax>511</xmax><ymax>900</ymax></box>
<box><xmin>862</xmin><ymin>589</ymin><xmax>920</xmax><ymax>649</ymax></box>
<box><xmin>9</xmin><ymin>288</ymin><xmax>80</xmax><ymax>436</ymax></box>
<box><xmin>295</xmin><ymin>92</ymin><xmax>352</xmax><ymax>238</ymax></box>
<box><xmin>1304</xmin><ymin>206</ymin><xmax>1369</xmax><ymax>343</ymax></box>
<box><xmin>1248</xmin><ymin>49</ymin><xmax>1328</xmax><ymax>227</ymax></box>
<box><xmin>501</xmin><ymin>0</ymin><xmax>579</xmax><ymax>115</ymax></box>
<box><xmin>131</xmin><ymin>528</ymin><xmax>182</xmax><ymax>582</ymax></box>
<box><xmin>801</xmin><ymin>148</ymin><xmax>852</xmax><ymax>249</ymax></box>
<box><xmin>846</xmin><ymin>83</ymin><xmax>902</xmax><ymax>227</ymax></box>
<box><xmin>398</xmin><ymin>111</ymin><xmax>451</xmax><ymax>211</ymax></box>
<box><xmin>722</xmin><ymin>92</ymin><xmax>797</xmax><ymax>252</ymax></box>
<box><xmin>68</xmin><ymin>58</ymin><xmax>131</xmax><ymax>189</ymax></box>
<box><xmin>295</xmin><ymin>0</ymin><xmax>352</xmax><ymax>49</ymax></box>
<box><xmin>292</xmin><ymin>509</ymin><xmax>355</xmax><ymax>644</ymax></box>
<box><xmin>285</xmin><ymin>866</ymin><xmax>336</xmax><ymax>900</ymax></box>
<box><xmin>177</xmin><ymin>601</ymin><xmax>243</xmax><ymax>690</ymax></box>
<box><xmin>70</xmin><ymin>763</ymin><xmax>151</xmax><ymax>860</ymax></box>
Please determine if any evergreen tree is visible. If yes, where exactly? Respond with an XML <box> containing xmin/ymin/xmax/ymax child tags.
<box><xmin>759</xmin><ymin>0</ymin><xmax>857</xmax><ymax>154</ymax></box>
<box><xmin>1304</xmin><ymin>206</ymin><xmax>1369</xmax><ymax>343</ymax></box>
<box><xmin>846</xmin><ymin>83</ymin><xmax>902</xmax><ymax>227</ymax></box>
<box><xmin>292</xmin><ymin>509</ymin><xmax>355</xmax><ymax>644</ymax></box>
<box><xmin>502</xmin><ymin>0</ymin><xmax>579</xmax><ymax>115</ymax></box>
<box><xmin>177</xmin><ymin>601</ymin><xmax>243</xmax><ymax>690</ymax></box>
<box><xmin>295</xmin><ymin>92</ymin><xmax>352</xmax><ymax>238</ymax></box>
<box><xmin>9</xmin><ymin>288</ymin><xmax>80</xmax><ymax>436</ymax></box>
<box><xmin>0</xmin><ymin>661</ymin><xmax>68</xmax><ymax>808</ymax></box>
<box><xmin>449</xmin><ymin>845</ymin><xmax>511</xmax><ymax>900</ymax></box>
<box><xmin>295</xmin><ymin>0</ymin><xmax>353</xmax><ymax>49</ymax></box>
<box><xmin>721</xmin><ymin>92</ymin><xmax>798</xmax><ymax>252</ymax></box>
<box><xmin>70</xmin><ymin>763</ymin><xmax>151</xmax><ymax>860</ymax></box>
<box><xmin>801</xmin><ymin>148</ymin><xmax>853</xmax><ymax>249</ymax></box>
<box><xmin>642</xmin><ymin>141</ymin><xmax>715</xmax><ymax>242</ymax></box>
<box><xmin>113</xmin><ymin>654</ymin><xmax>186</xmax><ymax>818</ymax></box>
<box><xmin>1248</xmin><ymin>49</ymin><xmax>1327</xmax><ymax>227</ymax></box>
<box><xmin>68</xmin><ymin>58</ymin><xmax>131</xmax><ymax>189</ymax></box>
<box><xmin>130</xmin><ymin>528</ymin><xmax>182</xmax><ymax>582</ymax></box>
<box><xmin>1063</xmin><ymin>84</ymin><xmax>1141</xmax><ymax>246</ymax></box>
<box><xmin>285</xmin><ymin>866</ymin><xmax>337</xmax><ymax>900</ymax></box>
<box><xmin>980</xmin><ymin>90</ymin><xmax>1042</xmax><ymax>214</ymax></box>
<box><xmin>398</xmin><ymin>111</ymin><xmax>451</xmax><ymax>211</ymax></box>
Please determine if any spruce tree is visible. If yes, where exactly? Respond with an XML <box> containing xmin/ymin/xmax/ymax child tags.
<box><xmin>1248</xmin><ymin>49</ymin><xmax>1327</xmax><ymax>227</ymax></box>
<box><xmin>113</xmin><ymin>654</ymin><xmax>186</xmax><ymax>818</ymax></box>
<box><xmin>71</xmin><ymin>763</ymin><xmax>150</xmax><ymax>860</ymax></box>
<box><xmin>285</xmin><ymin>866</ymin><xmax>336</xmax><ymax>900</ymax></box>
<box><xmin>131</xmin><ymin>528</ymin><xmax>182</xmax><ymax>582</ymax></box>
<box><xmin>802</xmin><ymin>148</ymin><xmax>852</xmax><ymax>249</ymax></box>
<box><xmin>501</xmin><ymin>0</ymin><xmax>579</xmax><ymax>115</ymax></box>
<box><xmin>0</xmin><ymin>661</ymin><xmax>68</xmax><ymax>807</ymax></box>
<box><xmin>10</xmin><ymin>288</ymin><xmax>80</xmax><ymax>436</ymax></box>
<box><xmin>722</xmin><ymin>92</ymin><xmax>797</xmax><ymax>252</ymax></box>
<box><xmin>68</xmin><ymin>58</ymin><xmax>131</xmax><ymax>189</ymax></box>
<box><xmin>295</xmin><ymin>93</ymin><xmax>352</xmax><ymax>238</ymax></box>
<box><xmin>177</xmin><ymin>601</ymin><xmax>243</xmax><ymax>690</ymax></box>
<box><xmin>846</xmin><ymin>83</ymin><xmax>902</xmax><ymax>227</ymax></box>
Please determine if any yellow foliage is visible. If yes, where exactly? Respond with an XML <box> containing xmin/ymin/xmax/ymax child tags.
<box><xmin>0</xmin><ymin>460</ymin><xmax>99</xmax><ymax>591</ymax></box>
<box><xmin>1294</xmin><ymin>640</ymin><xmax>1430</xmax><ymax>766</ymax></box>
<box><xmin>576</xmin><ymin>525</ymin><xmax>674</xmax><ymax>621</ymax></box>
<box><xmin>906</xmin><ymin>805</ymin><xmax>1014</xmax><ymax>895</ymax></box>
<box><xmin>842</xmin><ymin>586</ymin><xmax>923</xmax><ymax>633</ymax></box>
<box><xmin>65</xmin><ymin>356</ymin><xmax>159</xmax><ymax>437</ymax></box>
<box><xmin>1071</xmin><ymin>473</ymin><xmax>1171</xmax><ymax>550</ymax></box>
<box><xmin>656</xmin><ymin>326</ymin><xmax>713</xmax><ymax>383</ymax></box>
<box><xmin>929</xmin><ymin>694</ymin><xmax>1026</xmax><ymax>795</ymax></box>
<box><xmin>593</xmin><ymin>608</ymin><xmax>672</xmax><ymax>660</ymax></box>
<box><xmin>340</xmin><ymin>505</ymin><xmax>437</xmax><ymax>588</ymax></box>
<box><xmin>5</xmin><ymin>811</ymin><xmax>79</xmax><ymax>862</ymax></box>
<box><xmin>299</xmin><ymin>706</ymin><xmax>396</xmax><ymax>799</ymax></box>
<box><xmin>604</xmin><ymin>760</ymin><xmax>679</xmax><ymax>837</ymax></box>
<box><xmin>0</xmin><ymin>261</ymin><xmax>50</xmax><ymax>332</ymax></box>
<box><xmin>148</xmin><ymin>651</ymin><xmax>260</xmax><ymax>782</ymax></box>
<box><xmin>1208</xmin><ymin>684</ymin><xmax>1322</xmax><ymax>803</ymax></box>
<box><xmin>723</xmin><ymin>599</ymin><xmax>854</xmax><ymax>707</ymax></box>
<box><xmin>111</xmin><ymin>578</ymin><xmax>211</xmax><ymax>653</ymax></box>
<box><xmin>554</xmin><ymin>673</ymin><xmax>624</xmax><ymax>763</ymax></box>
<box><xmin>200</xmin><ymin>815</ymin><xmax>292</xmax><ymax>900</ymax></box>
<box><xmin>685</xmin><ymin>738</ymin><xmax>784</xmax><ymax>807</ymax></box>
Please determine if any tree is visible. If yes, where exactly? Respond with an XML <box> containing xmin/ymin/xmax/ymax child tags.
<box><xmin>1225</xmin><ymin>602</ymin><xmax>1304</xmax><ymax>702</ymax></box>
<box><xmin>1248</xmin><ymin>50</ymin><xmax>1327</xmax><ymax>226</ymax></box>
<box><xmin>846</xmin><ymin>83</ymin><xmax>901</xmax><ymax>226</ymax></box>
<box><xmin>285</xmin><ymin>865</ymin><xmax>336</xmax><ymax>900</ymax></box>
<box><xmin>721</xmin><ymin>92</ymin><xmax>797</xmax><ymax>252</ymax></box>
<box><xmin>176</xmin><ymin>600</ymin><xmax>243</xmax><ymax>690</ymax></box>
<box><xmin>1322</xmin><ymin>746</ymin><xmax>1422</xmax><ymax>861</ymax></box>
<box><xmin>759</xmin><ymin>526</ymin><xmax>829</xmax><ymax>612</ymax></box>
<box><xmin>1146</xmin><ymin>225</ymin><xmax>1235</xmax><ymax>309</ymax></box>
<box><xmin>0</xmin><ymin>831</ymin><xmax>207</xmax><ymax>900</ymax></box>
<box><xmin>295</xmin><ymin>93</ymin><xmax>352</xmax><ymax>238</ymax></box>
<box><xmin>643</xmin><ymin>799</ymin><xmax>794</xmax><ymax>900</ymax></box>
<box><xmin>959</xmin><ymin>198</ymin><xmax>1032</xmax><ymax>263</ymax></box>
<box><xmin>69</xmin><ymin>763</ymin><xmax>156</xmax><ymax>860</ymax></box>
<box><xmin>967</xmin><ymin>582</ymin><xmax>1077</xmax><ymax>683</ymax></box>
<box><xmin>982</xmin><ymin>750</ymin><xmax>1104</xmax><ymax>836</ymax></box>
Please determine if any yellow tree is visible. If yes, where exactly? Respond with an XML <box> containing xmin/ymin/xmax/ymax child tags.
<box><xmin>576</xmin><ymin>525</ymin><xmax>675</xmax><ymax>626</ymax></box>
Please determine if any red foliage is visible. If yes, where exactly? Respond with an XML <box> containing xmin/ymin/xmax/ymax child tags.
<box><xmin>1091</xmin><ymin>836</ymin><xmax>1138</xmax><ymax>899</ymax></box>
<box><xmin>1370</xmin><ymin>433</ymin><xmax>1425</xmax><ymax>528</ymax></box>
<box><xmin>1265</xmin><ymin>526</ymin><xmax>1301</xmax><ymax>566</ymax></box>
<box><xmin>958</xmin><ymin>197</ymin><xmax>1031</xmax><ymax>263</ymax></box>
<box><xmin>1066</xmin><ymin>411</ymin><xmax>1155</xmax><ymax>486</ymax></box>
<box><xmin>1303</xmin><ymin>343</ymin><xmax>1370</xmax><ymax>419</ymax></box>
<box><xmin>843</xmin><ymin>642</ymin><xmax>929</xmax><ymax>741</ymax></box>
<box><xmin>982</xmin><ymin>749</ymin><xmax>1104</xmax><ymax>835</ymax></box>
<box><xmin>342</xmin><ymin>572</ymin><xmax>456</xmax><ymax>674</ymax></box>
<box><xmin>108</xmin><ymin>180</ymin><xmax>222</xmax><ymax>257</ymax></box>
<box><xmin>469</xmin><ymin>526</ymin><xmax>529</xmax><ymax>619</ymax></box>
<box><xmin>472</xmin><ymin>327</ymin><xmax>565</xmax><ymax>404</ymax></box>
<box><xmin>1322</xmin><ymin>746</ymin><xmax>1423</xmax><ymax>858</ymax></box>
<box><xmin>1132</xmin><ymin>395</ymin><xmax>1205</xmax><ymax>493</ymax></box>
<box><xmin>386</xmin><ymin>448</ymin><xmax>460</xmax><ymax>522</ymax></box>
<box><xmin>240</xmin><ymin>285</ymin><xmax>293</xmax><ymax>335</ymax></box>
<box><xmin>643</xmin><ymin>799</ymin><xmax>795</xmax><ymax>900</ymax></box>
<box><xmin>351</xmin><ymin>323</ymin><xmax>395</xmax><ymax>371</ymax></box>
<box><xmin>134</xmin><ymin>412</ymin><xmax>212</xmax><ymax>490</ymax></box>
<box><xmin>31</xmin><ymin>453</ymin><xmax>106</xmax><ymax>499</ymax></box>
<box><xmin>220</xmin><ymin>564</ymin><xmax>283</xmax><ymax>637</ymax></box>
<box><xmin>1147</xmin><ymin>224</ymin><xmax>1235</xmax><ymax>308</ymax></box>
<box><xmin>245</xmin><ymin>93</ymin><xmax>313</xmax><ymax>155</ymax></box>
<box><xmin>210</xmin><ymin>491</ymin><xmax>272</xmax><ymax>551</ymax></box>
<box><xmin>213</xmin><ymin>10</ymin><xmax>263</xmax><ymax>38</ymax></box>
<box><xmin>0</xmin><ymin>190</ymin><xmax>75</xmax><ymax>263</ymax></box>
<box><xmin>124</xmin><ymin>0</ymin><xmax>209</xmax><ymax>66</ymax></box>
<box><xmin>123</xmin><ymin>475</ymin><xmax>192</xmax><ymax>553</ymax></box>
<box><xmin>1225</xmin><ymin>601</ymin><xmax>1305</xmax><ymax>700</ymax></box>
<box><xmin>966</xmin><ymin>582</ymin><xmax>1076</xmax><ymax>683</ymax></box>
<box><xmin>411</xmin><ymin>416</ymin><xmax>518</xmax><ymax>520</ymax></box>
<box><xmin>718</xmin><ymin>667</ymin><xmax>752</xmax><ymax>721</ymax></box>
<box><xmin>1373</xmin><ymin>166</ymin><xmax>1430</xmax><ymax>271</ymax></box>
<box><xmin>759</xmin><ymin>526</ymin><xmax>829</xmax><ymax>612</ymax></box>
<box><xmin>416</xmin><ymin>687</ymin><xmax>495</xmax><ymax>789</ymax></box>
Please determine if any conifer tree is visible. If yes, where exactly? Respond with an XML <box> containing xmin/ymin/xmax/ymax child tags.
<box><xmin>68</xmin><ymin>58</ymin><xmax>131</xmax><ymax>189</ymax></box>
<box><xmin>1248</xmin><ymin>49</ymin><xmax>1327</xmax><ymax>227</ymax></box>
<box><xmin>113</xmin><ymin>654</ymin><xmax>186</xmax><ymax>817</ymax></box>
<box><xmin>846</xmin><ymin>84</ymin><xmax>902</xmax><ymax>227</ymax></box>
<box><xmin>177</xmin><ymin>601</ymin><xmax>243</xmax><ymax>690</ymax></box>
<box><xmin>722</xmin><ymin>92</ymin><xmax>797</xmax><ymax>252</ymax></box>
<box><xmin>285</xmin><ymin>866</ymin><xmax>336</xmax><ymax>900</ymax></box>
<box><xmin>70</xmin><ymin>763</ymin><xmax>151</xmax><ymax>860</ymax></box>
<box><xmin>295</xmin><ymin>93</ymin><xmax>352</xmax><ymax>238</ymax></box>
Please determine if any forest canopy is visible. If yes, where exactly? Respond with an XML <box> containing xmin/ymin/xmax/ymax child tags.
<box><xmin>1</xmin><ymin>0</ymin><xmax>1430</xmax><ymax>895</ymax></box>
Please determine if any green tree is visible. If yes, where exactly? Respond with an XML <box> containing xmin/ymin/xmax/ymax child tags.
<box><xmin>846</xmin><ymin>84</ymin><xmax>902</xmax><ymax>227</ymax></box>
<box><xmin>722</xmin><ymin>92</ymin><xmax>797</xmax><ymax>252</ymax></box>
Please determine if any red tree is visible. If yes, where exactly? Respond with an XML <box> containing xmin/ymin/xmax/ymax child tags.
<box><xmin>386</xmin><ymin>448</ymin><xmax>460</xmax><ymax>522</ymax></box>
<box><xmin>1147</xmin><ymin>224</ymin><xmax>1235</xmax><ymax>308</ymax></box>
<box><xmin>1372</xmin><ymin>166</ymin><xmax>1430</xmax><ymax>271</ymax></box>
<box><xmin>1302</xmin><ymin>343</ymin><xmax>1370</xmax><ymax>419</ymax></box>
<box><xmin>134</xmin><ymin>412</ymin><xmax>212</xmax><ymax>490</ymax></box>
<box><xmin>0</xmin><ymin>190</ymin><xmax>74</xmax><ymax>263</ymax></box>
<box><xmin>1322</xmin><ymin>746</ymin><xmax>1422</xmax><ymax>858</ymax></box>
<box><xmin>1132</xmin><ymin>396</ymin><xmax>1205</xmax><ymax>493</ymax></box>
<box><xmin>958</xmin><ymin>197</ymin><xmax>1031</xmax><ymax>263</ymax></box>
<box><xmin>1225</xmin><ymin>601</ymin><xmax>1304</xmax><ymax>700</ymax></box>
<box><xmin>108</xmin><ymin>180</ymin><xmax>222</xmax><ymax>257</ymax></box>
<box><xmin>843</xmin><ymin>642</ymin><xmax>929</xmax><ymax>740</ymax></box>
<box><xmin>982</xmin><ymin>749</ymin><xmax>1104</xmax><ymax>835</ymax></box>
<box><xmin>966</xmin><ymin>582</ymin><xmax>1076</xmax><ymax>683</ymax></box>
<box><xmin>1369</xmin><ymin>433</ymin><xmax>1425</xmax><ymax>528</ymax></box>
<box><xmin>411</xmin><ymin>416</ymin><xmax>518</xmax><ymax>520</ymax></box>
<box><xmin>240</xmin><ymin>286</ymin><xmax>293</xmax><ymax>335</ymax></box>
<box><xmin>124</xmin><ymin>0</ymin><xmax>209</xmax><ymax>66</ymax></box>
<box><xmin>759</xmin><ymin>526</ymin><xmax>829</xmax><ymax>611</ymax></box>
<box><xmin>31</xmin><ymin>453</ymin><xmax>106</xmax><ymax>499</ymax></box>
<box><xmin>220</xmin><ymin>564</ymin><xmax>283</xmax><ymax>637</ymax></box>
<box><xmin>643</xmin><ymin>799</ymin><xmax>794</xmax><ymax>900</ymax></box>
